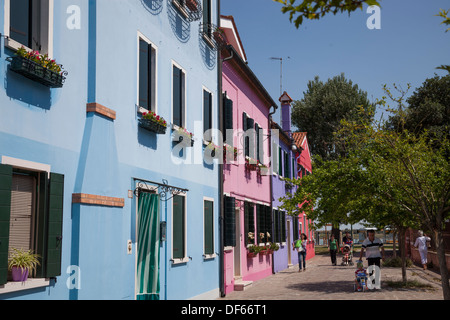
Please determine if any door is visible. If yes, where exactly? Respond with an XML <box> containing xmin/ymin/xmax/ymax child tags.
<box><xmin>136</xmin><ymin>192</ymin><xmax>160</xmax><ymax>300</ymax></box>
<box><xmin>287</xmin><ymin>219</ymin><xmax>292</xmax><ymax>265</ymax></box>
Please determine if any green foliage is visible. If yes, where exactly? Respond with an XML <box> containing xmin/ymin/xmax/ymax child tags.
<box><xmin>291</xmin><ymin>74</ymin><xmax>374</xmax><ymax>161</ymax></box>
<box><xmin>436</xmin><ymin>9</ymin><xmax>450</xmax><ymax>73</ymax></box>
<box><xmin>273</xmin><ymin>0</ymin><xmax>381</xmax><ymax>28</ymax></box>
<box><xmin>382</xmin><ymin>257</ymin><xmax>413</xmax><ymax>268</ymax></box>
<box><xmin>8</xmin><ymin>248</ymin><xmax>41</xmax><ymax>273</ymax></box>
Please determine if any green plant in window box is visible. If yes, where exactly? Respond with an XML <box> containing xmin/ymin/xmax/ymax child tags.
<box><xmin>173</xmin><ymin>127</ymin><xmax>194</xmax><ymax>146</ymax></box>
<box><xmin>8</xmin><ymin>46</ymin><xmax>67</xmax><ymax>88</ymax></box>
<box><xmin>139</xmin><ymin>111</ymin><xmax>168</xmax><ymax>134</ymax></box>
<box><xmin>8</xmin><ymin>248</ymin><xmax>41</xmax><ymax>282</ymax></box>
<box><xmin>247</xmin><ymin>244</ymin><xmax>262</xmax><ymax>258</ymax></box>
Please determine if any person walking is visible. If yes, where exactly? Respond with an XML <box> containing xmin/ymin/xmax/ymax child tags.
<box><xmin>328</xmin><ymin>234</ymin><xmax>339</xmax><ymax>266</ymax></box>
<box><xmin>298</xmin><ymin>233</ymin><xmax>308</xmax><ymax>272</ymax></box>
<box><xmin>414</xmin><ymin>231</ymin><xmax>431</xmax><ymax>270</ymax></box>
<box><xmin>359</xmin><ymin>229</ymin><xmax>385</xmax><ymax>268</ymax></box>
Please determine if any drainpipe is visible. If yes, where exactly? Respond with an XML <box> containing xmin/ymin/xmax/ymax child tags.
<box><xmin>217</xmin><ymin>0</ymin><xmax>226</xmax><ymax>298</ymax></box>
<box><xmin>268</xmin><ymin>106</ymin><xmax>277</xmax><ymax>275</ymax></box>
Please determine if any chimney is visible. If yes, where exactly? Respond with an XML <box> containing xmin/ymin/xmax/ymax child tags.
<box><xmin>279</xmin><ymin>91</ymin><xmax>293</xmax><ymax>136</ymax></box>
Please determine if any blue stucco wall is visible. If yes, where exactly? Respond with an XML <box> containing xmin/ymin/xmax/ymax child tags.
<box><xmin>0</xmin><ymin>0</ymin><xmax>220</xmax><ymax>300</ymax></box>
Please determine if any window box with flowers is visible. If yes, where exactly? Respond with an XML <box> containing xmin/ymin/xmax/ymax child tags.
<box><xmin>223</xmin><ymin>144</ymin><xmax>238</xmax><ymax>162</ymax></box>
<box><xmin>173</xmin><ymin>126</ymin><xmax>194</xmax><ymax>147</ymax></box>
<box><xmin>245</xmin><ymin>156</ymin><xmax>259</xmax><ymax>171</ymax></box>
<box><xmin>139</xmin><ymin>111</ymin><xmax>168</xmax><ymax>134</ymax></box>
<box><xmin>205</xmin><ymin>142</ymin><xmax>220</xmax><ymax>158</ymax></box>
<box><xmin>6</xmin><ymin>46</ymin><xmax>67</xmax><ymax>88</ymax></box>
<box><xmin>247</xmin><ymin>244</ymin><xmax>262</xmax><ymax>258</ymax></box>
<box><xmin>257</xmin><ymin>163</ymin><xmax>269</xmax><ymax>176</ymax></box>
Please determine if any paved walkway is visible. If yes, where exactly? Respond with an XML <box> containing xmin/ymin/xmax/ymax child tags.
<box><xmin>220</xmin><ymin>254</ymin><xmax>445</xmax><ymax>300</ymax></box>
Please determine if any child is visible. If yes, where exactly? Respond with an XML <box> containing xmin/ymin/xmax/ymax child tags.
<box><xmin>355</xmin><ymin>260</ymin><xmax>367</xmax><ymax>292</ymax></box>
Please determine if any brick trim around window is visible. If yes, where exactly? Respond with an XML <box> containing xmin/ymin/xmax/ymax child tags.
<box><xmin>72</xmin><ymin>193</ymin><xmax>125</xmax><ymax>207</ymax></box>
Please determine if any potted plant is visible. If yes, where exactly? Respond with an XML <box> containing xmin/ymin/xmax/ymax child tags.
<box><xmin>8</xmin><ymin>248</ymin><xmax>41</xmax><ymax>282</ymax></box>
<box><xmin>185</xmin><ymin>0</ymin><xmax>198</xmax><ymax>12</ymax></box>
<box><xmin>205</xmin><ymin>142</ymin><xmax>220</xmax><ymax>158</ymax></box>
<box><xmin>268</xmin><ymin>242</ymin><xmax>280</xmax><ymax>254</ymax></box>
<box><xmin>173</xmin><ymin>127</ymin><xmax>194</xmax><ymax>146</ymax></box>
<box><xmin>7</xmin><ymin>46</ymin><xmax>67</xmax><ymax>88</ymax></box>
<box><xmin>139</xmin><ymin>111</ymin><xmax>167</xmax><ymax>134</ymax></box>
<box><xmin>247</xmin><ymin>244</ymin><xmax>261</xmax><ymax>258</ymax></box>
<box><xmin>223</xmin><ymin>144</ymin><xmax>238</xmax><ymax>162</ymax></box>
<box><xmin>245</xmin><ymin>156</ymin><xmax>259</xmax><ymax>171</ymax></box>
<box><xmin>258</xmin><ymin>163</ymin><xmax>269</xmax><ymax>176</ymax></box>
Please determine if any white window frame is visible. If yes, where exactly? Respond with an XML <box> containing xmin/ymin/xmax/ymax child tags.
<box><xmin>171</xmin><ymin>192</ymin><xmax>188</xmax><ymax>264</ymax></box>
<box><xmin>0</xmin><ymin>156</ymin><xmax>51</xmax><ymax>295</ymax></box>
<box><xmin>4</xmin><ymin>0</ymin><xmax>54</xmax><ymax>57</ymax></box>
<box><xmin>171</xmin><ymin>61</ymin><xmax>187</xmax><ymax>130</ymax></box>
<box><xmin>136</xmin><ymin>31</ymin><xmax>158</xmax><ymax>115</ymax></box>
<box><xmin>202</xmin><ymin>197</ymin><xmax>216</xmax><ymax>260</ymax></box>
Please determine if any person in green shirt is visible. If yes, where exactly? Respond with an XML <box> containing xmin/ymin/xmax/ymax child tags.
<box><xmin>328</xmin><ymin>234</ymin><xmax>339</xmax><ymax>266</ymax></box>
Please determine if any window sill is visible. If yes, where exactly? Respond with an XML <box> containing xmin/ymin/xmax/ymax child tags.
<box><xmin>0</xmin><ymin>278</ymin><xmax>50</xmax><ymax>295</ymax></box>
<box><xmin>171</xmin><ymin>0</ymin><xmax>190</xmax><ymax>20</ymax></box>
<box><xmin>202</xmin><ymin>34</ymin><xmax>216</xmax><ymax>49</ymax></box>
<box><xmin>171</xmin><ymin>257</ymin><xmax>190</xmax><ymax>265</ymax></box>
<box><xmin>203</xmin><ymin>253</ymin><xmax>217</xmax><ymax>260</ymax></box>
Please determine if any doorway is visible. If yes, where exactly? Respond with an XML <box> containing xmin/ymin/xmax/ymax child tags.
<box><xmin>234</xmin><ymin>207</ymin><xmax>241</xmax><ymax>278</ymax></box>
<box><xmin>136</xmin><ymin>191</ymin><xmax>160</xmax><ymax>300</ymax></box>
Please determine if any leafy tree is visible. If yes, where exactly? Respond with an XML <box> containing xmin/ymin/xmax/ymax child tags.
<box><xmin>273</xmin><ymin>0</ymin><xmax>381</xmax><ymax>28</ymax></box>
<box><xmin>437</xmin><ymin>9</ymin><xmax>450</xmax><ymax>73</ymax></box>
<box><xmin>291</xmin><ymin>74</ymin><xmax>374</xmax><ymax>161</ymax></box>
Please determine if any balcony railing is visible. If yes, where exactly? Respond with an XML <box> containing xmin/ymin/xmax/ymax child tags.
<box><xmin>172</xmin><ymin>0</ymin><xmax>203</xmax><ymax>22</ymax></box>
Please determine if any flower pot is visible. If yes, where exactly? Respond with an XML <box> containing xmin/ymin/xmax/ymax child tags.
<box><xmin>7</xmin><ymin>56</ymin><xmax>65</xmax><ymax>88</ymax></box>
<box><xmin>11</xmin><ymin>267</ymin><xmax>29</xmax><ymax>282</ymax></box>
<box><xmin>247</xmin><ymin>252</ymin><xmax>257</xmax><ymax>258</ymax></box>
<box><xmin>139</xmin><ymin>118</ymin><xmax>167</xmax><ymax>134</ymax></box>
<box><xmin>185</xmin><ymin>0</ymin><xmax>198</xmax><ymax>11</ymax></box>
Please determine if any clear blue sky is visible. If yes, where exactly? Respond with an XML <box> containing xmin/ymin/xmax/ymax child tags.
<box><xmin>221</xmin><ymin>0</ymin><xmax>450</xmax><ymax>126</ymax></box>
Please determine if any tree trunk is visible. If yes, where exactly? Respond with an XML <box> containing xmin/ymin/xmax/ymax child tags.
<box><xmin>398</xmin><ymin>228</ymin><xmax>407</xmax><ymax>284</ymax></box>
<box><xmin>434</xmin><ymin>229</ymin><xmax>450</xmax><ymax>300</ymax></box>
<box><xmin>392</xmin><ymin>230</ymin><xmax>397</xmax><ymax>258</ymax></box>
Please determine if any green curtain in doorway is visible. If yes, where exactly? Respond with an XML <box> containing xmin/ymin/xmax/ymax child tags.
<box><xmin>137</xmin><ymin>192</ymin><xmax>160</xmax><ymax>300</ymax></box>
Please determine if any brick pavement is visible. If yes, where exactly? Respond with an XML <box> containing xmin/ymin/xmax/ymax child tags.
<box><xmin>220</xmin><ymin>253</ymin><xmax>444</xmax><ymax>300</ymax></box>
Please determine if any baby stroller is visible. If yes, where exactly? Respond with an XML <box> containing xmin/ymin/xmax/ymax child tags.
<box><xmin>354</xmin><ymin>261</ymin><xmax>368</xmax><ymax>292</ymax></box>
<box><xmin>341</xmin><ymin>244</ymin><xmax>354</xmax><ymax>266</ymax></box>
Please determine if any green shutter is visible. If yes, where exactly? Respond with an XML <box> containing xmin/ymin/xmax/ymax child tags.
<box><xmin>35</xmin><ymin>172</ymin><xmax>49</xmax><ymax>278</ymax></box>
<box><xmin>172</xmin><ymin>195</ymin><xmax>185</xmax><ymax>259</ymax></box>
<box><xmin>203</xmin><ymin>90</ymin><xmax>212</xmax><ymax>139</ymax></box>
<box><xmin>281</xmin><ymin>211</ymin><xmax>286</xmax><ymax>242</ymax></box>
<box><xmin>204</xmin><ymin>200</ymin><xmax>213</xmax><ymax>255</ymax></box>
<box><xmin>265</xmin><ymin>206</ymin><xmax>272</xmax><ymax>243</ymax></box>
<box><xmin>0</xmin><ymin>165</ymin><xmax>12</xmax><ymax>285</ymax></box>
<box><xmin>273</xmin><ymin>210</ymin><xmax>279</xmax><ymax>243</ymax></box>
<box><xmin>244</xmin><ymin>202</ymin><xmax>254</xmax><ymax>245</ymax></box>
<box><xmin>224</xmin><ymin>196</ymin><xmax>236</xmax><ymax>247</ymax></box>
<box><xmin>46</xmin><ymin>173</ymin><xmax>64</xmax><ymax>278</ymax></box>
<box><xmin>278</xmin><ymin>148</ymin><xmax>283</xmax><ymax>176</ymax></box>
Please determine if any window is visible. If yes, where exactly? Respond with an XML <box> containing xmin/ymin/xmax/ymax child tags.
<box><xmin>244</xmin><ymin>201</ymin><xmax>254</xmax><ymax>246</ymax></box>
<box><xmin>255</xmin><ymin>124</ymin><xmax>263</xmax><ymax>163</ymax></box>
<box><xmin>223</xmin><ymin>196</ymin><xmax>236</xmax><ymax>247</ymax></box>
<box><xmin>138</xmin><ymin>35</ymin><xmax>157</xmax><ymax>112</ymax></box>
<box><xmin>202</xmin><ymin>0</ymin><xmax>212</xmax><ymax>36</ymax></box>
<box><xmin>293</xmin><ymin>217</ymin><xmax>299</xmax><ymax>241</ymax></box>
<box><xmin>172</xmin><ymin>64</ymin><xmax>186</xmax><ymax>128</ymax></box>
<box><xmin>256</xmin><ymin>205</ymin><xmax>271</xmax><ymax>244</ymax></box>
<box><xmin>172</xmin><ymin>194</ymin><xmax>186</xmax><ymax>262</ymax></box>
<box><xmin>243</xmin><ymin>113</ymin><xmax>255</xmax><ymax>159</ymax></box>
<box><xmin>223</xmin><ymin>96</ymin><xmax>233</xmax><ymax>144</ymax></box>
<box><xmin>273</xmin><ymin>209</ymin><xmax>286</xmax><ymax>244</ymax></box>
<box><xmin>203</xmin><ymin>199</ymin><xmax>214</xmax><ymax>257</ymax></box>
<box><xmin>284</xmin><ymin>151</ymin><xmax>290</xmax><ymax>178</ymax></box>
<box><xmin>278</xmin><ymin>147</ymin><xmax>283</xmax><ymax>176</ymax></box>
<box><xmin>5</xmin><ymin>0</ymin><xmax>54</xmax><ymax>56</ymax></box>
<box><xmin>203</xmin><ymin>89</ymin><xmax>212</xmax><ymax>141</ymax></box>
<box><xmin>0</xmin><ymin>161</ymin><xmax>64</xmax><ymax>286</ymax></box>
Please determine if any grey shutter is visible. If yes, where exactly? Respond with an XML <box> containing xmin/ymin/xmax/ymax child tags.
<box><xmin>203</xmin><ymin>90</ymin><xmax>212</xmax><ymax>141</ymax></box>
<box><xmin>223</xmin><ymin>97</ymin><xmax>233</xmax><ymax>143</ymax></box>
<box><xmin>0</xmin><ymin>165</ymin><xmax>13</xmax><ymax>285</ymax></box>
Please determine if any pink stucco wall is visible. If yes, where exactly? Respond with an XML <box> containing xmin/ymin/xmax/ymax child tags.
<box><xmin>222</xmin><ymin>60</ymin><xmax>272</xmax><ymax>294</ymax></box>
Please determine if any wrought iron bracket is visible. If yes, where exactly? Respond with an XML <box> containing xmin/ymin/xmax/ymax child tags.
<box><xmin>134</xmin><ymin>179</ymin><xmax>189</xmax><ymax>202</ymax></box>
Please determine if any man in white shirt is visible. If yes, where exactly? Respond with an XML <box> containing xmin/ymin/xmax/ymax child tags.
<box><xmin>359</xmin><ymin>229</ymin><xmax>385</xmax><ymax>268</ymax></box>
